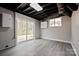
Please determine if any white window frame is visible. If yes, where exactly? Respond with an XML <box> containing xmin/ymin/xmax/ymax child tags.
<box><xmin>41</xmin><ymin>21</ymin><xmax>47</xmax><ymax>28</ymax></box>
<box><xmin>49</xmin><ymin>17</ymin><xmax>62</xmax><ymax>27</ymax></box>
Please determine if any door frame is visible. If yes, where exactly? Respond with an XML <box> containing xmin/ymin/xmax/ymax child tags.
<box><xmin>14</xmin><ymin>12</ymin><xmax>35</xmax><ymax>44</ymax></box>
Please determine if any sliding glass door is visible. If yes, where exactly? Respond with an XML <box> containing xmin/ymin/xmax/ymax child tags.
<box><xmin>16</xmin><ymin>13</ymin><xmax>34</xmax><ymax>43</ymax></box>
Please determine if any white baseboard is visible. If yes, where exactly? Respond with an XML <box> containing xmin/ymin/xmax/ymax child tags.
<box><xmin>71</xmin><ymin>42</ymin><xmax>78</xmax><ymax>56</ymax></box>
<box><xmin>41</xmin><ymin>38</ymin><xmax>71</xmax><ymax>44</ymax></box>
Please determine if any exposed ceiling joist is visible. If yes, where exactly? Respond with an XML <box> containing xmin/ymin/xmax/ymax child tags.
<box><xmin>28</xmin><ymin>5</ymin><xmax>57</xmax><ymax>16</ymax></box>
<box><xmin>57</xmin><ymin>3</ymin><xmax>65</xmax><ymax>14</ymax></box>
<box><xmin>17</xmin><ymin>3</ymin><xmax>29</xmax><ymax>10</ymax></box>
<box><xmin>23</xmin><ymin>7</ymin><xmax>32</xmax><ymax>12</ymax></box>
<box><xmin>0</xmin><ymin>3</ymin><xmax>78</xmax><ymax>21</ymax></box>
<box><xmin>17</xmin><ymin>3</ymin><xmax>25</xmax><ymax>9</ymax></box>
<box><xmin>27</xmin><ymin>10</ymin><xmax>36</xmax><ymax>15</ymax></box>
<box><xmin>66</xmin><ymin>4</ymin><xmax>78</xmax><ymax>11</ymax></box>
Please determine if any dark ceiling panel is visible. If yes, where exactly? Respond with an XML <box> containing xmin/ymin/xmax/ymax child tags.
<box><xmin>0</xmin><ymin>3</ymin><xmax>21</xmax><ymax>11</ymax></box>
<box><xmin>0</xmin><ymin>3</ymin><xmax>78</xmax><ymax>21</ymax></box>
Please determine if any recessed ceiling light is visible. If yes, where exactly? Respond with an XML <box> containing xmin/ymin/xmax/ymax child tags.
<box><xmin>30</xmin><ymin>3</ymin><xmax>43</xmax><ymax>11</ymax></box>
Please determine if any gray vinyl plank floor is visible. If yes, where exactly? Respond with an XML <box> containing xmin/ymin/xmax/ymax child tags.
<box><xmin>0</xmin><ymin>39</ymin><xmax>76</xmax><ymax>56</ymax></box>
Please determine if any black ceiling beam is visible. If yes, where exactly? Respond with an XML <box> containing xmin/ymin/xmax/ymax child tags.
<box><xmin>29</xmin><ymin>9</ymin><xmax>57</xmax><ymax>20</ymax></box>
<box><xmin>31</xmin><ymin>13</ymin><xmax>48</xmax><ymax>19</ymax></box>
<box><xmin>42</xmin><ymin>12</ymin><xmax>60</xmax><ymax>21</ymax></box>
<box><xmin>27</xmin><ymin>10</ymin><xmax>37</xmax><ymax>15</ymax></box>
<box><xmin>29</xmin><ymin>6</ymin><xmax>57</xmax><ymax>16</ymax></box>
<box><xmin>23</xmin><ymin>7</ymin><xmax>33</xmax><ymax>12</ymax></box>
<box><xmin>28</xmin><ymin>5</ymin><xmax>58</xmax><ymax>20</ymax></box>
<box><xmin>45</xmin><ymin>9</ymin><xmax>58</xmax><ymax>14</ymax></box>
<box><xmin>25</xmin><ymin>3</ymin><xmax>55</xmax><ymax>15</ymax></box>
<box><xmin>57</xmin><ymin>3</ymin><xmax>65</xmax><ymax>14</ymax></box>
<box><xmin>17</xmin><ymin>3</ymin><xmax>29</xmax><ymax>11</ymax></box>
<box><xmin>30</xmin><ymin>9</ymin><xmax>58</xmax><ymax>20</ymax></box>
<box><xmin>30</xmin><ymin>15</ymin><xmax>44</xmax><ymax>20</ymax></box>
<box><xmin>63</xmin><ymin>7</ymin><xmax>72</xmax><ymax>17</ymax></box>
<box><xmin>17</xmin><ymin>3</ymin><xmax>26</xmax><ymax>9</ymax></box>
<box><xmin>66</xmin><ymin>3</ymin><xmax>78</xmax><ymax>11</ymax></box>
<box><xmin>26</xmin><ymin>4</ymin><xmax>51</xmax><ymax>15</ymax></box>
<box><xmin>41</xmin><ymin>4</ymin><xmax>56</xmax><ymax>9</ymax></box>
<box><xmin>39</xmin><ymin>3</ymin><xmax>56</xmax><ymax>9</ymax></box>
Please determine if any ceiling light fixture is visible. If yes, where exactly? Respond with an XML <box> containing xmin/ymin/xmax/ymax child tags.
<box><xmin>30</xmin><ymin>3</ymin><xmax>43</xmax><ymax>11</ymax></box>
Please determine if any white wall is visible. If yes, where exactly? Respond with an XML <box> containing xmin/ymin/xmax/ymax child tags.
<box><xmin>34</xmin><ymin>20</ymin><xmax>41</xmax><ymax>39</ymax></box>
<box><xmin>0</xmin><ymin>7</ymin><xmax>15</xmax><ymax>50</ymax></box>
<box><xmin>41</xmin><ymin>16</ymin><xmax>71</xmax><ymax>42</ymax></box>
<box><xmin>15</xmin><ymin>12</ymin><xmax>40</xmax><ymax>39</ymax></box>
<box><xmin>71</xmin><ymin>7</ymin><xmax>79</xmax><ymax>55</ymax></box>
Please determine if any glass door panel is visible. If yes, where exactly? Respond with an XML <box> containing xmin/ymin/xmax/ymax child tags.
<box><xmin>16</xmin><ymin>17</ymin><xmax>27</xmax><ymax>43</ymax></box>
<box><xmin>16</xmin><ymin>13</ymin><xmax>34</xmax><ymax>43</ymax></box>
<box><xmin>27</xmin><ymin>22</ymin><xmax>34</xmax><ymax>40</ymax></box>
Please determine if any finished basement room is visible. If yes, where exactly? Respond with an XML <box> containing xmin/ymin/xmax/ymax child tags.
<box><xmin>0</xmin><ymin>3</ymin><xmax>79</xmax><ymax>56</ymax></box>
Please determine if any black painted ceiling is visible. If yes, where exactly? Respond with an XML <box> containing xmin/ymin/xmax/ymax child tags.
<box><xmin>0</xmin><ymin>3</ymin><xmax>78</xmax><ymax>21</ymax></box>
